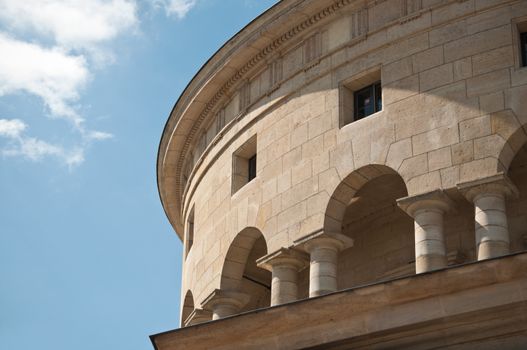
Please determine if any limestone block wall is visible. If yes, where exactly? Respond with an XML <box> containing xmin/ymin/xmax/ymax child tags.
<box><xmin>156</xmin><ymin>0</ymin><xmax>527</xmax><ymax>324</ymax></box>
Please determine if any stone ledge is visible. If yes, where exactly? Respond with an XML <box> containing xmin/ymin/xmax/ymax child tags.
<box><xmin>151</xmin><ymin>251</ymin><xmax>527</xmax><ymax>350</ymax></box>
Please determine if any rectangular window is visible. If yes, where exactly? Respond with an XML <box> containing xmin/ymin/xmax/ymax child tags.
<box><xmin>185</xmin><ymin>208</ymin><xmax>194</xmax><ymax>259</ymax></box>
<box><xmin>232</xmin><ymin>135</ymin><xmax>257</xmax><ymax>194</ymax></box>
<box><xmin>248</xmin><ymin>155</ymin><xmax>257</xmax><ymax>182</ymax></box>
<box><xmin>188</xmin><ymin>221</ymin><xmax>194</xmax><ymax>251</ymax></box>
<box><xmin>354</xmin><ymin>81</ymin><xmax>382</xmax><ymax>120</ymax></box>
<box><xmin>339</xmin><ymin>68</ymin><xmax>381</xmax><ymax>127</ymax></box>
<box><xmin>521</xmin><ymin>32</ymin><xmax>527</xmax><ymax>67</ymax></box>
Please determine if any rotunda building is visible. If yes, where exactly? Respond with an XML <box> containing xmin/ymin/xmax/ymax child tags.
<box><xmin>152</xmin><ymin>0</ymin><xmax>527</xmax><ymax>349</ymax></box>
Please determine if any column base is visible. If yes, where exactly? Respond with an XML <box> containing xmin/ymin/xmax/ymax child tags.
<box><xmin>416</xmin><ymin>254</ymin><xmax>447</xmax><ymax>274</ymax></box>
<box><xmin>478</xmin><ymin>241</ymin><xmax>509</xmax><ymax>260</ymax></box>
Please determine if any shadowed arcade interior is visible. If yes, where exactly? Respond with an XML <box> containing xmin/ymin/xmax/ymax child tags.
<box><xmin>181</xmin><ymin>290</ymin><xmax>194</xmax><ymax>326</ymax></box>
<box><xmin>336</xmin><ymin>169</ymin><xmax>414</xmax><ymax>289</ymax></box>
<box><xmin>220</xmin><ymin>228</ymin><xmax>271</xmax><ymax>312</ymax></box>
<box><xmin>506</xmin><ymin>141</ymin><xmax>527</xmax><ymax>253</ymax></box>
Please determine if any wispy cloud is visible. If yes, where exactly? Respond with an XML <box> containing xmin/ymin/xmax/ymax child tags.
<box><xmin>154</xmin><ymin>0</ymin><xmax>197</xmax><ymax>19</ymax></box>
<box><xmin>0</xmin><ymin>118</ymin><xmax>26</xmax><ymax>138</ymax></box>
<box><xmin>0</xmin><ymin>0</ymin><xmax>138</xmax><ymax>167</ymax></box>
<box><xmin>0</xmin><ymin>118</ymin><xmax>84</xmax><ymax>167</ymax></box>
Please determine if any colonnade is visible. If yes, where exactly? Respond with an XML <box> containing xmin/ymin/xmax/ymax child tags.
<box><xmin>186</xmin><ymin>173</ymin><xmax>519</xmax><ymax>325</ymax></box>
<box><xmin>397</xmin><ymin>174</ymin><xmax>518</xmax><ymax>273</ymax></box>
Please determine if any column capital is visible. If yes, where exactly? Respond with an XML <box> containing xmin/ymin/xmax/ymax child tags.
<box><xmin>256</xmin><ymin>247</ymin><xmax>309</xmax><ymax>272</ymax></box>
<box><xmin>293</xmin><ymin>229</ymin><xmax>354</xmax><ymax>253</ymax></box>
<box><xmin>184</xmin><ymin>308</ymin><xmax>212</xmax><ymax>327</ymax></box>
<box><xmin>397</xmin><ymin>189</ymin><xmax>455</xmax><ymax>217</ymax></box>
<box><xmin>201</xmin><ymin>289</ymin><xmax>250</xmax><ymax>312</ymax></box>
<box><xmin>457</xmin><ymin>173</ymin><xmax>519</xmax><ymax>202</ymax></box>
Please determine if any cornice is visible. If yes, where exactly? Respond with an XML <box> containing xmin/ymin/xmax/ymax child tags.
<box><xmin>159</xmin><ymin>0</ymin><xmax>360</xmax><ymax>237</ymax></box>
<box><xmin>175</xmin><ymin>0</ymin><xmax>356</xmax><ymax>183</ymax></box>
<box><xmin>158</xmin><ymin>0</ymin><xmax>519</xmax><ymax>239</ymax></box>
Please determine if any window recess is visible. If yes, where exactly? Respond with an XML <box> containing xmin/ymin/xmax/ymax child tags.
<box><xmin>339</xmin><ymin>68</ymin><xmax>382</xmax><ymax>127</ymax></box>
<box><xmin>232</xmin><ymin>135</ymin><xmax>257</xmax><ymax>194</ymax></box>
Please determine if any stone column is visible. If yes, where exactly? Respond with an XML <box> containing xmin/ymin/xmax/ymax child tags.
<box><xmin>295</xmin><ymin>231</ymin><xmax>353</xmax><ymax>298</ymax></box>
<box><xmin>184</xmin><ymin>308</ymin><xmax>212</xmax><ymax>327</ymax></box>
<box><xmin>256</xmin><ymin>248</ymin><xmax>309</xmax><ymax>306</ymax></box>
<box><xmin>201</xmin><ymin>289</ymin><xmax>249</xmax><ymax>320</ymax></box>
<box><xmin>458</xmin><ymin>174</ymin><xmax>519</xmax><ymax>260</ymax></box>
<box><xmin>398</xmin><ymin>190</ymin><xmax>454</xmax><ymax>274</ymax></box>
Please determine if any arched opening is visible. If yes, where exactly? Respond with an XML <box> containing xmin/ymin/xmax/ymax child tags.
<box><xmin>220</xmin><ymin>227</ymin><xmax>271</xmax><ymax>312</ymax></box>
<box><xmin>181</xmin><ymin>290</ymin><xmax>194</xmax><ymax>326</ymax></box>
<box><xmin>506</xmin><ymin>140</ymin><xmax>527</xmax><ymax>253</ymax></box>
<box><xmin>326</xmin><ymin>165</ymin><xmax>414</xmax><ymax>289</ymax></box>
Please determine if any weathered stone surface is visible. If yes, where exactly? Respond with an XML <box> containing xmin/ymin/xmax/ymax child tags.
<box><xmin>154</xmin><ymin>1</ymin><xmax>527</xmax><ymax>348</ymax></box>
<box><xmin>419</xmin><ymin>63</ymin><xmax>454</xmax><ymax>92</ymax></box>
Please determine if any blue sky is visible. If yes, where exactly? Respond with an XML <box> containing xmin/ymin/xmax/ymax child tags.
<box><xmin>0</xmin><ymin>1</ymin><xmax>277</xmax><ymax>349</ymax></box>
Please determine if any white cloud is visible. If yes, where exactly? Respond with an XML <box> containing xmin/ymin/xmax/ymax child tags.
<box><xmin>155</xmin><ymin>0</ymin><xmax>197</xmax><ymax>19</ymax></box>
<box><xmin>86</xmin><ymin>131</ymin><xmax>114</xmax><ymax>141</ymax></box>
<box><xmin>0</xmin><ymin>33</ymin><xmax>89</xmax><ymax>126</ymax></box>
<box><xmin>0</xmin><ymin>0</ymin><xmax>137</xmax><ymax>54</ymax></box>
<box><xmin>0</xmin><ymin>0</ymin><xmax>138</xmax><ymax>167</ymax></box>
<box><xmin>0</xmin><ymin>118</ymin><xmax>26</xmax><ymax>138</ymax></box>
<box><xmin>5</xmin><ymin>138</ymin><xmax>85</xmax><ymax>168</ymax></box>
<box><xmin>0</xmin><ymin>118</ymin><xmax>84</xmax><ymax>167</ymax></box>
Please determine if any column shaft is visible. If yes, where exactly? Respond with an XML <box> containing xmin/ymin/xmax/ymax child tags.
<box><xmin>308</xmin><ymin>242</ymin><xmax>338</xmax><ymax>297</ymax></box>
<box><xmin>414</xmin><ymin>208</ymin><xmax>447</xmax><ymax>273</ymax></box>
<box><xmin>257</xmin><ymin>248</ymin><xmax>308</xmax><ymax>307</ymax></box>
<box><xmin>397</xmin><ymin>190</ymin><xmax>453</xmax><ymax>274</ymax></box>
<box><xmin>474</xmin><ymin>192</ymin><xmax>510</xmax><ymax>260</ymax></box>
<box><xmin>271</xmin><ymin>264</ymin><xmax>298</xmax><ymax>305</ymax></box>
<box><xmin>457</xmin><ymin>174</ymin><xmax>518</xmax><ymax>261</ymax></box>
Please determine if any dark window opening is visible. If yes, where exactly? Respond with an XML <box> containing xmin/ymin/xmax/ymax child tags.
<box><xmin>354</xmin><ymin>81</ymin><xmax>382</xmax><ymax>120</ymax></box>
<box><xmin>188</xmin><ymin>221</ymin><xmax>194</xmax><ymax>250</ymax></box>
<box><xmin>521</xmin><ymin>32</ymin><xmax>527</xmax><ymax>67</ymax></box>
<box><xmin>232</xmin><ymin>135</ymin><xmax>257</xmax><ymax>194</ymax></box>
<box><xmin>248</xmin><ymin>155</ymin><xmax>257</xmax><ymax>182</ymax></box>
<box><xmin>185</xmin><ymin>208</ymin><xmax>194</xmax><ymax>259</ymax></box>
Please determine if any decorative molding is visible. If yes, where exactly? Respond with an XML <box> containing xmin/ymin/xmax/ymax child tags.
<box><xmin>303</xmin><ymin>32</ymin><xmax>322</xmax><ymax>65</ymax></box>
<box><xmin>269</xmin><ymin>57</ymin><xmax>283</xmax><ymax>89</ymax></box>
<box><xmin>215</xmin><ymin>108</ymin><xmax>225</xmax><ymax>134</ymax></box>
<box><xmin>174</xmin><ymin>0</ymin><xmax>356</xmax><ymax>204</ymax></box>
<box><xmin>402</xmin><ymin>0</ymin><xmax>422</xmax><ymax>15</ymax></box>
<box><xmin>400</xmin><ymin>0</ymin><xmax>422</xmax><ymax>23</ymax></box>
<box><xmin>239</xmin><ymin>80</ymin><xmax>251</xmax><ymax>112</ymax></box>
<box><xmin>167</xmin><ymin>0</ymin><xmax>498</xmax><ymax>226</ymax></box>
<box><xmin>351</xmin><ymin>7</ymin><xmax>368</xmax><ymax>40</ymax></box>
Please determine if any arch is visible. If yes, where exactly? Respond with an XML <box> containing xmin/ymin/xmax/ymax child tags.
<box><xmin>324</xmin><ymin>164</ymin><xmax>405</xmax><ymax>233</ymax></box>
<box><xmin>324</xmin><ymin>164</ymin><xmax>415</xmax><ymax>288</ymax></box>
<box><xmin>220</xmin><ymin>227</ymin><xmax>271</xmax><ymax>312</ymax></box>
<box><xmin>498</xmin><ymin>120</ymin><xmax>527</xmax><ymax>173</ymax></box>
<box><xmin>181</xmin><ymin>290</ymin><xmax>194</xmax><ymax>326</ymax></box>
<box><xmin>505</xmin><ymin>136</ymin><xmax>527</xmax><ymax>254</ymax></box>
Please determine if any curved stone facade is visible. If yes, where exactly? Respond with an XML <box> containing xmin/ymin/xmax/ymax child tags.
<box><xmin>156</xmin><ymin>0</ymin><xmax>527</xmax><ymax>337</ymax></box>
